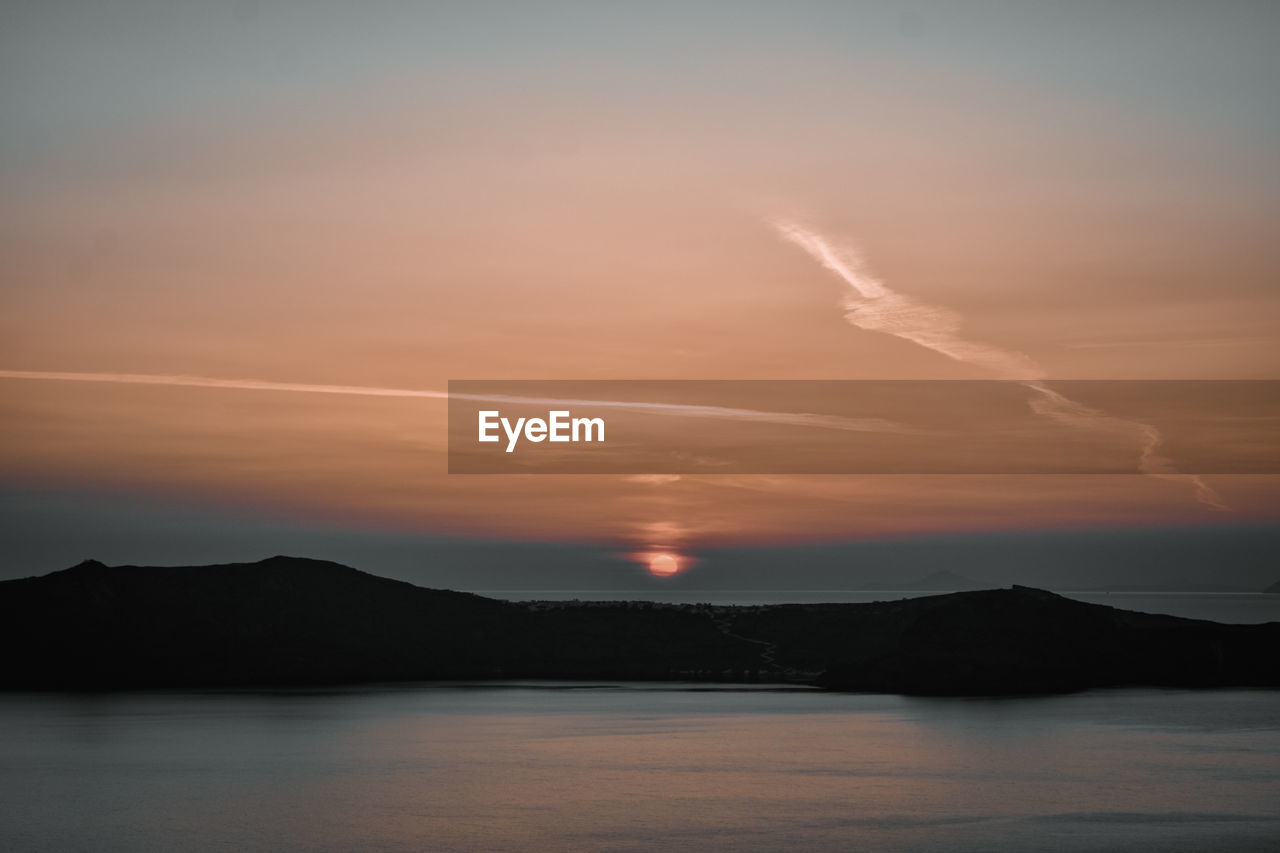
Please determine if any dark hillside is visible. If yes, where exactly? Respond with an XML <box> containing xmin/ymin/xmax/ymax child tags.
<box><xmin>3</xmin><ymin>559</ymin><xmax>1276</xmax><ymax>694</ymax></box>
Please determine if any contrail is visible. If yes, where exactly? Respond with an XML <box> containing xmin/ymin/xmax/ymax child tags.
<box><xmin>0</xmin><ymin>369</ymin><xmax>920</xmax><ymax>437</ymax></box>
<box><xmin>772</xmin><ymin>220</ymin><xmax>1229</xmax><ymax>510</ymax></box>
<box><xmin>0</xmin><ymin>369</ymin><xmax>452</xmax><ymax>399</ymax></box>
<box><xmin>1024</xmin><ymin>383</ymin><xmax>1229</xmax><ymax>510</ymax></box>
<box><xmin>774</xmin><ymin>221</ymin><xmax>1044</xmax><ymax>381</ymax></box>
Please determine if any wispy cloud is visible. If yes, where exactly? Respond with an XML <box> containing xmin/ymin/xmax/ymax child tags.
<box><xmin>0</xmin><ymin>369</ymin><xmax>918</xmax><ymax>437</ymax></box>
<box><xmin>0</xmin><ymin>369</ymin><xmax>451</xmax><ymax>399</ymax></box>
<box><xmin>1024</xmin><ymin>383</ymin><xmax>1229</xmax><ymax>511</ymax></box>
<box><xmin>773</xmin><ymin>221</ymin><xmax>1044</xmax><ymax>380</ymax></box>
<box><xmin>772</xmin><ymin>220</ymin><xmax>1229</xmax><ymax>510</ymax></box>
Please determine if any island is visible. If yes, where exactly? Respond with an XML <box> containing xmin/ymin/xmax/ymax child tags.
<box><xmin>2</xmin><ymin>556</ymin><xmax>1276</xmax><ymax>695</ymax></box>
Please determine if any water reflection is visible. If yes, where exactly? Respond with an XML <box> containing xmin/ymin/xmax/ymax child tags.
<box><xmin>1</xmin><ymin>686</ymin><xmax>1277</xmax><ymax>852</ymax></box>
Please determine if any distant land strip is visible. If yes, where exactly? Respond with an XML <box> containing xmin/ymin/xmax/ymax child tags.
<box><xmin>2</xmin><ymin>557</ymin><xmax>1277</xmax><ymax>695</ymax></box>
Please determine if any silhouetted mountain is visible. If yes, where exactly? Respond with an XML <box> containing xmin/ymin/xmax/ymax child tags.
<box><xmin>1266</xmin><ymin>580</ymin><xmax>1280</xmax><ymax>593</ymax></box>
<box><xmin>0</xmin><ymin>556</ymin><xmax>520</xmax><ymax>687</ymax></box>
<box><xmin>2</xmin><ymin>558</ymin><xmax>1277</xmax><ymax>694</ymax></box>
<box><xmin>804</xmin><ymin>586</ymin><xmax>1279</xmax><ymax>694</ymax></box>
<box><xmin>0</xmin><ymin>557</ymin><xmax>758</xmax><ymax>688</ymax></box>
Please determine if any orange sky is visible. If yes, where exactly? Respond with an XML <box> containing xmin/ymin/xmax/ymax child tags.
<box><xmin>2</xmin><ymin>3</ymin><xmax>1278</xmax><ymax>569</ymax></box>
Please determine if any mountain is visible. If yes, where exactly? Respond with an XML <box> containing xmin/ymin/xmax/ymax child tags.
<box><xmin>0</xmin><ymin>556</ymin><xmax>517</xmax><ymax>687</ymax></box>
<box><xmin>804</xmin><ymin>586</ymin><xmax>1279</xmax><ymax>694</ymax></box>
<box><xmin>1266</xmin><ymin>580</ymin><xmax>1280</xmax><ymax>593</ymax></box>
<box><xmin>0</xmin><ymin>556</ymin><xmax>759</xmax><ymax>688</ymax></box>
<box><xmin>2</xmin><ymin>558</ymin><xmax>1277</xmax><ymax>694</ymax></box>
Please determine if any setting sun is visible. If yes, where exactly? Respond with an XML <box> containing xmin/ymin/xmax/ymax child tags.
<box><xmin>648</xmin><ymin>553</ymin><xmax>680</xmax><ymax>577</ymax></box>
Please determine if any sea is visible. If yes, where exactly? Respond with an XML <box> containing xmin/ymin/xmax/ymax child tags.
<box><xmin>2</xmin><ymin>592</ymin><xmax>1277</xmax><ymax>852</ymax></box>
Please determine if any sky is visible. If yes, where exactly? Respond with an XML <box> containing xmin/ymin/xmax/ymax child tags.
<box><xmin>2</xmin><ymin>1</ymin><xmax>1278</xmax><ymax>585</ymax></box>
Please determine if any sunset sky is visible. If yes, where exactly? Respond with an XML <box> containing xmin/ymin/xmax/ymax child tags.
<box><xmin>2</xmin><ymin>1</ymin><xmax>1278</xmax><ymax>584</ymax></box>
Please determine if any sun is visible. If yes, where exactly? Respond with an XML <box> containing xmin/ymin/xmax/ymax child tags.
<box><xmin>647</xmin><ymin>553</ymin><xmax>680</xmax><ymax>577</ymax></box>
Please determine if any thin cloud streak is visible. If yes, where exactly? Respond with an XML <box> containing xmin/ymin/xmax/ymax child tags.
<box><xmin>0</xmin><ymin>369</ymin><xmax>918</xmax><ymax>437</ymax></box>
<box><xmin>1024</xmin><ymin>383</ymin><xmax>1230</xmax><ymax>511</ymax></box>
<box><xmin>0</xmin><ymin>369</ymin><xmax>451</xmax><ymax>399</ymax></box>
<box><xmin>772</xmin><ymin>220</ymin><xmax>1229</xmax><ymax>510</ymax></box>
<box><xmin>773</xmin><ymin>220</ymin><xmax>1044</xmax><ymax>380</ymax></box>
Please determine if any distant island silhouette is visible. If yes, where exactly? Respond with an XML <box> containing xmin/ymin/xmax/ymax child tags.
<box><xmin>2</xmin><ymin>556</ymin><xmax>1276</xmax><ymax>694</ymax></box>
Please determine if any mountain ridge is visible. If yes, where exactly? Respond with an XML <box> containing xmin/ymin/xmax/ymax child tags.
<box><xmin>2</xmin><ymin>557</ymin><xmax>1276</xmax><ymax>695</ymax></box>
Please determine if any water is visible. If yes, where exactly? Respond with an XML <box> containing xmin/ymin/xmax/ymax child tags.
<box><xmin>2</xmin><ymin>685</ymin><xmax>1278</xmax><ymax>852</ymax></box>
<box><xmin>479</xmin><ymin>590</ymin><xmax>1280</xmax><ymax>624</ymax></box>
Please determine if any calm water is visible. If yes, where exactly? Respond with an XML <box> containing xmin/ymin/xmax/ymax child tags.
<box><xmin>2</xmin><ymin>685</ymin><xmax>1278</xmax><ymax>852</ymax></box>
<box><xmin>481</xmin><ymin>590</ymin><xmax>1280</xmax><ymax>624</ymax></box>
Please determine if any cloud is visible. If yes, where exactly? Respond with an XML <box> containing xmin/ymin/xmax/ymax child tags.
<box><xmin>772</xmin><ymin>219</ymin><xmax>1229</xmax><ymax>510</ymax></box>
<box><xmin>0</xmin><ymin>369</ymin><xmax>451</xmax><ymax>399</ymax></box>
<box><xmin>1025</xmin><ymin>382</ymin><xmax>1230</xmax><ymax>510</ymax></box>
<box><xmin>0</xmin><ymin>369</ymin><xmax>920</xmax><ymax>437</ymax></box>
<box><xmin>773</xmin><ymin>220</ymin><xmax>1044</xmax><ymax>380</ymax></box>
<box><xmin>626</xmin><ymin>474</ymin><xmax>682</xmax><ymax>485</ymax></box>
